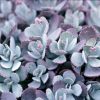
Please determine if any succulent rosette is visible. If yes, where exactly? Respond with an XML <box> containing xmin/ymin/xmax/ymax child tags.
<box><xmin>49</xmin><ymin>28</ymin><xmax>78</xmax><ymax>64</ymax></box>
<box><xmin>28</xmin><ymin>63</ymin><xmax>49</xmax><ymax>89</ymax></box>
<box><xmin>46</xmin><ymin>70</ymin><xmax>83</xmax><ymax>100</ymax></box>
<box><xmin>0</xmin><ymin>37</ymin><xmax>22</xmax><ymax>72</ymax></box>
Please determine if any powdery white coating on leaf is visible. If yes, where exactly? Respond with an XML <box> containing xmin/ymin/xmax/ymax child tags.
<box><xmin>24</xmin><ymin>17</ymin><xmax>49</xmax><ymax>38</ymax></box>
<box><xmin>71</xmin><ymin>52</ymin><xmax>84</xmax><ymax>67</ymax></box>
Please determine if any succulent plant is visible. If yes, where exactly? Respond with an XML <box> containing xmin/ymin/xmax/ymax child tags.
<box><xmin>71</xmin><ymin>38</ymin><xmax>100</xmax><ymax>67</ymax></box>
<box><xmin>87</xmin><ymin>0</ymin><xmax>100</xmax><ymax>27</ymax></box>
<box><xmin>1</xmin><ymin>19</ymin><xmax>16</xmax><ymax>36</ymax></box>
<box><xmin>49</xmin><ymin>29</ymin><xmax>78</xmax><ymax>64</ymax></box>
<box><xmin>0</xmin><ymin>73</ymin><xmax>23</xmax><ymax>98</ymax></box>
<box><xmin>27</xmin><ymin>34</ymin><xmax>47</xmax><ymax>60</ymax></box>
<box><xmin>50</xmin><ymin>70</ymin><xmax>82</xmax><ymax>100</ymax></box>
<box><xmin>46</xmin><ymin>86</ymin><xmax>82</xmax><ymax>100</ymax></box>
<box><xmin>64</xmin><ymin>10</ymin><xmax>84</xmax><ymax>29</ymax></box>
<box><xmin>28</xmin><ymin>63</ymin><xmax>49</xmax><ymax>89</ymax></box>
<box><xmin>0</xmin><ymin>37</ymin><xmax>22</xmax><ymax>72</ymax></box>
<box><xmin>15</xmin><ymin>1</ymin><xmax>36</xmax><ymax>24</ymax></box>
<box><xmin>24</xmin><ymin>17</ymin><xmax>49</xmax><ymax>39</ymax></box>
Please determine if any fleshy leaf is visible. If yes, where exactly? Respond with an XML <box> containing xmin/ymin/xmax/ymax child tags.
<box><xmin>17</xmin><ymin>66</ymin><xmax>28</xmax><ymax>81</ymax></box>
<box><xmin>0</xmin><ymin>61</ymin><xmax>13</xmax><ymax>69</ymax></box>
<box><xmin>84</xmin><ymin>65</ymin><xmax>100</xmax><ymax>77</ymax></box>
<box><xmin>25</xmin><ymin>62</ymin><xmax>36</xmax><ymax>74</ymax></box>
<box><xmin>10</xmin><ymin>37</ymin><xmax>16</xmax><ymax>51</ymax></box>
<box><xmin>12</xmin><ymin>84</ymin><xmax>23</xmax><ymax>98</ymax></box>
<box><xmin>28</xmin><ymin>81</ymin><xmax>41</xmax><ymax>89</ymax></box>
<box><xmin>1</xmin><ymin>1</ymin><xmax>12</xmax><ymax>15</ymax></box>
<box><xmin>36</xmin><ymin>90</ymin><xmax>47</xmax><ymax>100</ymax></box>
<box><xmin>46</xmin><ymin>58</ymin><xmax>58</xmax><ymax>70</ymax></box>
<box><xmin>53</xmin><ymin>55</ymin><xmax>66</xmax><ymax>64</ymax></box>
<box><xmin>55</xmin><ymin>88</ymin><xmax>68</xmax><ymax>100</ymax></box>
<box><xmin>67</xmin><ymin>38</ymin><xmax>77</xmax><ymax>51</ymax></box>
<box><xmin>65</xmin><ymin>95</ymin><xmax>75</xmax><ymax>100</ymax></box>
<box><xmin>15</xmin><ymin>2</ymin><xmax>36</xmax><ymax>24</ymax></box>
<box><xmin>46</xmin><ymin>88</ymin><xmax>55</xmax><ymax>100</ymax></box>
<box><xmin>0</xmin><ymin>84</ymin><xmax>9</xmax><ymax>92</ymax></box>
<box><xmin>48</xmin><ymin>28</ymin><xmax>62</xmax><ymax>41</ymax></box>
<box><xmin>91</xmin><ymin>90</ymin><xmax>100</xmax><ymax>100</ymax></box>
<box><xmin>24</xmin><ymin>17</ymin><xmax>49</xmax><ymax>38</ymax></box>
<box><xmin>49</xmin><ymin>41</ymin><xmax>58</xmax><ymax>54</ymax></box>
<box><xmin>1</xmin><ymin>92</ymin><xmax>17</xmax><ymax>100</ymax></box>
<box><xmin>53</xmin><ymin>75</ymin><xmax>63</xmax><ymax>85</ymax></box>
<box><xmin>86</xmin><ymin>38</ymin><xmax>96</xmax><ymax>47</ymax></box>
<box><xmin>82</xmin><ymin>50</ymin><xmax>87</xmax><ymax>63</ymax></box>
<box><xmin>63</xmin><ymin>70</ymin><xmax>76</xmax><ymax>85</ymax></box>
<box><xmin>41</xmin><ymin>73</ymin><xmax>49</xmax><ymax>84</ymax></box>
<box><xmin>72</xmin><ymin>84</ymin><xmax>82</xmax><ymax>96</ymax></box>
<box><xmin>12</xmin><ymin>61</ymin><xmax>21</xmax><ymax>71</ymax></box>
<box><xmin>10</xmin><ymin>73</ymin><xmax>20</xmax><ymax>83</ymax></box>
<box><xmin>71</xmin><ymin>52</ymin><xmax>84</xmax><ymax>67</ymax></box>
<box><xmin>79</xmin><ymin>26</ymin><xmax>97</xmax><ymax>40</ymax></box>
<box><xmin>21</xmin><ymin>88</ymin><xmax>36</xmax><ymax>100</ymax></box>
<box><xmin>88</xmin><ymin>58</ymin><xmax>100</xmax><ymax>67</ymax></box>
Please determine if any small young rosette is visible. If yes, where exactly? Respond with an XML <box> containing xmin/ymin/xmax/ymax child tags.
<box><xmin>0</xmin><ymin>73</ymin><xmax>23</xmax><ymax>98</ymax></box>
<box><xmin>27</xmin><ymin>34</ymin><xmax>47</xmax><ymax>60</ymax></box>
<box><xmin>48</xmin><ymin>70</ymin><xmax>82</xmax><ymax>100</ymax></box>
<box><xmin>71</xmin><ymin>37</ymin><xmax>100</xmax><ymax>77</ymax></box>
<box><xmin>0</xmin><ymin>37</ymin><xmax>22</xmax><ymax>72</ymax></box>
<box><xmin>49</xmin><ymin>29</ymin><xmax>78</xmax><ymax>64</ymax></box>
<box><xmin>28</xmin><ymin>63</ymin><xmax>49</xmax><ymax>89</ymax></box>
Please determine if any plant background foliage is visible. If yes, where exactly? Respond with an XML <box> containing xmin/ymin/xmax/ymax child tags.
<box><xmin>0</xmin><ymin>0</ymin><xmax>100</xmax><ymax>100</ymax></box>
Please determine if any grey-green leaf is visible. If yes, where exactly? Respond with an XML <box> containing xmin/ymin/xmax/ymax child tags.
<box><xmin>53</xmin><ymin>55</ymin><xmax>66</xmax><ymax>64</ymax></box>
<box><xmin>71</xmin><ymin>52</ymin><xmax>84</xmax><ymax>67</ymax></box>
